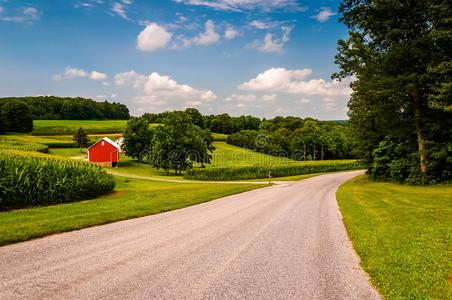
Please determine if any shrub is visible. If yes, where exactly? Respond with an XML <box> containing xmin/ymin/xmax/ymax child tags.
<box><xmin>0</xmin><ymin>150</ymin><xmax>115</xmax><ymax>211</ymax></box>
<box><xmin>184</xmin><ymin>161</ymin><xmax>365</xmax><ymax>181</ymax></box>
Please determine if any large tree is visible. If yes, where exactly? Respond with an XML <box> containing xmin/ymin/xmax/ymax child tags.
<box><xmin>1</xmin><ymin>100</ymin><xmax>33</xmax><ymax>133</ymax></box>
<box><xmin>333</xmin><ymin>0</ymin><xmax>452</xmax><ymax>184</ymax></box>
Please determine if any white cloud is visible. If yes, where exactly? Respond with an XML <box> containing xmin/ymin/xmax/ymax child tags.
<box><xmin>299</xmin><ymin>97</ymin><xmax>310</xmax><ymax>103</ymax></box>
<box><xmin>321</xmin><ymin>97</ymin><xmax>337</xmax><ymax>111</ymax></box>
<box><xmin>238</xmin><ymin>67</ymin><xmax>353</xmax><ymax>97</ymax></box>
<box><xmin>0</xmin><ymin>6</ymin><xmax>4</xmax><ymax>13</ymax></box>
<box><xmin>192</xmin><ymin>20</ymin><xmax>219</xmax><ymax>45</ymax></box>
<box><xmin>111</xmin><ymin>2</ymin><xmax>128</xmax><ymax>20</ymax></box>
<box><xmin>311</xmin><ymin>7</ymin><xmax>336</xmax><ymax>22</ymax></box>
<box><xmin>137</xmin><ymin>23</ymin><xmax>173</xmax><ymax>52</ymax></box>
<box><xmin>1</xmin><ymin>6</ymin><xmax>40</xmax><ymax>23</ymax></box>
<box><xmin>90</xmin><ymin>71</ymin><xmax>107</xmax><ymax>80</ymax></box>
<box><xmin>250</xmin><ymin>20</ymin><xmax>269</xmax><ymax>29</ymax></box>
<box><xmin>248</xmin><ymin>26</ymin><xmax>293</xmax><ymax>54</ymax></box>
<box><xmin>121</xmin><ymin>0</ymin><xmax>132</xmax><ymax>4</ymax></box>
<box><xmin>186</xmin><ymin>100</ymin><xmax>202</xmax><ymax>106</ymax></box>
<box><xmin>224</xmin><ymin>25</ymin><xmax>238</xmax><ymax>39</ymax></box>
<box><xmin>111</xmin><ymin>93</ymin><xmax>118</xmax><ymax>98</ymax></box>
<box><xmin>114</xmin><ymin>70</ymin><xmax>217</xmax><ymax>107</ymax></box>
<box><xmin>53</xmin><ymin>67</ymin><xmax>107</xmax><ymax>81</ymax></box>
<box><xmin>96</xmin><ymin>95</ymin><xmax>107</xmax><ymax>99</ymax></box>
<box><xmin>102</xmin><ymin>81</ymin><xmax>110</xmax><ymax>86</ymax></box>
<box><xmin>226</xmin><ymin>93</ymin><xmax>276</xmax><ymax>103</ymax></box>
<box><xmin>173</xmin><ymin>0</ymin><xmax>302</xmax><ymax>12</ymax></box>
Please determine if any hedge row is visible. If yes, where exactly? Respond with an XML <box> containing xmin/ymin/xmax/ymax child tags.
<box><xmin>0</xmin><ymin>150</ymin><xmax>115</xmax><ymax>211</ymax></box>
<box><xmin>184</xmin><ymin>161</ymin><xmax>365</xmax><ymax>181</ymax></box>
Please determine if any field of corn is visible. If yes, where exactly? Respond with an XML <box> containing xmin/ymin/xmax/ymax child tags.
<box><xmin>0</xmin><ymin>149</ymin><xmax>115</xmax><ymax>211</ymax></box>
<box><xmin>0</xmin><ymin>138</ymin><xmax>49</xmax><ymax>153</ymax></box>
<box><xmin>184</xmin><ymin>160</ymin><xmax>365</xmax><ymax>180</ymax></box>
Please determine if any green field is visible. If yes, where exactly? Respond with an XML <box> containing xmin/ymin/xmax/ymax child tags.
<box><xmin>30</xmin><ymin>120</ymin><xmax>128</xmax><ymax>135</ymax></box>
<box><xmin>337</xmin><ymin>175</ymin><xmax>452</xmax><ymax>299</ymax></box>
<box><xmin>0</xmin><ymin>176</ymin><xmax>265</xmax><ymax>246</ymax></box>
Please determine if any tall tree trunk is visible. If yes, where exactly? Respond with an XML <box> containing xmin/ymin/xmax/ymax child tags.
<box><xmin>321</xmin><ymin>145</ymin><xmax>324</xmax><ymax>160</ymax></box>
<box><xmin>303</xmin><ymin>143</ymin><xmax>306</xmax><ymax>161</ymax></box>
<box><xmin>412</xmin><ymin>88</ymin><xmax>427</xmax><ymax>183</ymax></box>
<box><xmin>313</xmin><ymin>144</ymin><xmax>316</xmax><ymax>161</ymax></box>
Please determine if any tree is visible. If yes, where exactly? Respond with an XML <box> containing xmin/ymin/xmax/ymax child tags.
<box><xmin>121</xmin><ymin>117</ymin><xmax>154</xmax><ymax>159</ymax></box>
<box><xmin>73</xmin><ymin>127</ymin><xmax>90</xmax><ymax>152</ymax></box>
<box><xmin>185</xmin><ymin>108</ymin><xmax>203</xmax><ymax>127</ymax></box>
<box><xmin>2</xmin><ymin>101</ymin><xmax>33</xmax><ymax>133</ymax></box>
<box><xmin>150</xmin><ymin>112</ymin><xmax>215</xmax><ymax>174</ymax></box>
<box><xmin>333</xmin><ymin>0</ymin><xmax>452</xmax><ymax>184</ymax></box>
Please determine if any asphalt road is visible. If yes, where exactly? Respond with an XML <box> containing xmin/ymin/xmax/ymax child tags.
<box><xmin>0</xmin><ymin>171</ymin><xmax>380</xmax><ymax>299</ymax></box>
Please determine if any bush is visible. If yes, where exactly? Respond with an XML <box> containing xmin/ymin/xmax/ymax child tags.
<box><xmin>0</xmin><ymin>150</ymin><xmax>115</xmax><ymax>211</ymax></box>
<box><xmin>184</xmin><ymin>161</ymin><xmax>365</xmax><ymax>181</ymax></box>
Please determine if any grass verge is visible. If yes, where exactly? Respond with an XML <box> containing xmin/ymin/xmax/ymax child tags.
<box><xmin>337</xmin><ymin>175</ymin><xmax>452</xmax><ymax>299</ymax></box>
<box><xmin>0</xmin><ymin>177</ymin><xmax>265</xmax><ymax>246</ymax></box>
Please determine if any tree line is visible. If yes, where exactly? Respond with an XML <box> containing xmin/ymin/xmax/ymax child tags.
<box><xmin>334</xmin><ymin>0</ymin><xmax>451</xmax><ymax>184</ymax></box>
<box><xmin>226</xmin><ymin>119</ymin><xmax>352</xmax><ymax>160</ymax></box>
<box><xmin>0</xmin><ymin>96</ymin><xmax>130</xmax><ymax>120</ymax></box>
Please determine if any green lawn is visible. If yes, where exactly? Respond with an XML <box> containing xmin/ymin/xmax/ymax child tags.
<box><xmin>0</xmin><ymin>176</ymin><xmax>265</xmax><ymax>246</ymax></box>
<box><xmin>337</xmin><ymin>175</ymin><xmax>452</xmax><ymax>299</ymax></box>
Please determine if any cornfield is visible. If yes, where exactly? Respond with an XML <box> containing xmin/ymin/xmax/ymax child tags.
<box><xmin>0</xmin><ymin>139</ymin><xmax>49</xmax><ymax>153</ymax></box>
<box><xmin>184</xmin><ymin>161</ymin><xmax>365</xmax><ymax>181</ymax></box>
<box><xmin>0</xmin><ymin>150</ymin><xmax>115</xmax><ymax>211</ymax></box>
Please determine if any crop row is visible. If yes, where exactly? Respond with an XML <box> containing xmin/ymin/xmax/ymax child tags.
<box><xmin>0</xmin><ymin>150</ymin><xmax>115</xmax><ymax>211</ymax></box>
<box><xmin>0</xmin><ymin>139</ymin><xmax>49</xmax><ymax>153</ymax></box>
<box><xmin>184</xmin><ymin>161</ymin><xmax>365</xmax><ymax>181</ymax></box>
<box><xmin>31</xmin><ymin>126</ymin><xmax>124</xmax><ymax>136</ymax></box>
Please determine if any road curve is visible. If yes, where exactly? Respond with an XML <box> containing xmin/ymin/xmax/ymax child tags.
<box><xmin>0</xmin><ymin>171</ymin><xmax>380</xmax><ymax>299</ymax></box>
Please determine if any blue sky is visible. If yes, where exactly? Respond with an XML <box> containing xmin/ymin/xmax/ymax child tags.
<box><xmin>0</xmin><ymin>0</ymin><xmax>352</xmax><ymax>119</ymax></box>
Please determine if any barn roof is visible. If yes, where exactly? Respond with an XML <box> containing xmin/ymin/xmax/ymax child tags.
<box><xmin>88</xmin><ymin>137</ymin><xmax>120</xmax><ymax>150</ymax></box>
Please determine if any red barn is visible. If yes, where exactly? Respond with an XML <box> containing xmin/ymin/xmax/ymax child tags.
<box><xmin>88</xmin><ymin>137</ymin><xmax>120</xmax><ymax>167</ymax></box>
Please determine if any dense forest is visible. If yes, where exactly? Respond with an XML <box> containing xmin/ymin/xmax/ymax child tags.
<box><xmin>0</xmin><ymin>96</ymin><xmax>130</xmax><ymax>120</ymax></box>
<box><xmin>334</xmin><ymin>0</ymin><xmax>451</xmax><ymax>184</ymax></box>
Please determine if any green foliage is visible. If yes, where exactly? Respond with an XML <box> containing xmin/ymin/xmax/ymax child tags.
<box><xmin>73</xmin><ymin>127</ymin><xmax>90</xmax><ymax>152</ymax></box>
<box><xmin>121</xmin><ymin>117</ymin><xmax>155</xmax><ymax>159</ymax></box>
<box><xmin>0</xmin><ymin>96</ymin><xmax>130</xmax><ymax>120</ymax></box>
<box><xmin>0</xmin><ymin>100</ymin><xmax>33</xmax><ymax>133</ymax></box>
<box><xmin>184</xmin><ymin>160</ymin><xmax>364</xmax><ymax>181</ymax></box>
<box><xmin>334</xmin><ymin>0</ymin><xmax>452</xmax><ymax>184</ymax></box>
<box><xmin>149</xmin><ymin>112</ymin><xmax>215</xmax><ymax>173</ymax></box>
<box><xmin>226</xmin><ymin>119</ymin><xmax>352</xmax><ymax>160</ymax></box>
<box><xmin>0</xmin><ymin>150</ymin><xmax>115</xmax><ymax>211</ymax></box>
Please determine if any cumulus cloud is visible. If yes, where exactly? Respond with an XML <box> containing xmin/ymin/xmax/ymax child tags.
<box><xmin>224</xmin><ymin>25</ymin><xmax>238</xmax><ymax>39</ymax></box>
<box><xmin>0</xmin><ymin>6</ymin><xmax>3</xmax><ymax>13</ymax></box>
<box><xmin>90</xmin><ymin>71</ymin><xmax>107</xmax><ymax>80</ymax></box>
<box><xmin>192</xmin><ymin>20</ymin><xmax>219</xmax><ymax>45</ymax></box>
<box><xmin>53</xmin><ymin>67</ymin><xmax>107</xmax><ymax>81</ymax></box>
<box><xmin>114</xmin><ymin>70</ymin><xmax>217</xmax><ymax>108</ymax></box>
<box><xmin>137</xmin><ymin>23</ymin><xmax>173</xmax><ymax>52</ymax></box>
<box><xmin>299</xmin><ymin>97</ymin><xmax>310</xmax><ymax>103</ymax></box>
<box><xmin>238</xmin><ymin>67</ymin><xmax>352</xmax><ymax>97</ymax></box>
<box><xmin>248</xmin><ymin>26</ymin><xmax>293</xmax><ymax>54</ymax></box>
<box><xmin>225</xmin><ymin>93</ymin><xmax>276</xmax><ymax>103</ymax></box>
<box><xmin>173</xmin><ymin>0</ymin><xmax>302</xmax><ymax>12</ymax></box>
<box><xmin>250</xmin><ymin>20</ymin><xmax>269</xmax><ymax>29</ymax></box>
<box><xmin>311</xmin><ymin>7</ymin><xmax>336</xmax><ymax>22</ymax></box>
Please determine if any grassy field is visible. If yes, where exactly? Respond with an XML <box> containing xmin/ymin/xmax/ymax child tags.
<box><xmin>30</xmin><ymin>120</ymin><xmax>128</xmax><ymax>135</ymax></box>
<box><xmin>0</xmin><ymin>176</ymin><xmax>265</xmax><ymax>246</ymax></box>
<box><xmin>337</xmin><ymin>175</ymin><xmax>452</xmax><ymax>299</ymax></box>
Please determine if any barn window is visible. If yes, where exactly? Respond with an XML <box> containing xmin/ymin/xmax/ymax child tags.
<box><xmin>101</xmin><ymin>141</ymin><xmax>105</xmax><ymax>146</ymax></box>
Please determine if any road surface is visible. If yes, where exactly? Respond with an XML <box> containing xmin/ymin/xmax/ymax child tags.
<box><xmin>0</xmin><ymin>171</ymin><xmax>380</xmax><ymax>299</ymax></box>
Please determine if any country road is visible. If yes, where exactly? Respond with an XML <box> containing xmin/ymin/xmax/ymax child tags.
<box><xmin>0</xmin><ymin>171</ymin><xmax>380</xmax><ymax>299</ymax></box>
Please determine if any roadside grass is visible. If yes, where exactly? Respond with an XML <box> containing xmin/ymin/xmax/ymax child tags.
<box><xmin>337</xmin><ymin>175</ymin><xmax>452</xmax><ymax>299</ymax></box>
<box><xmin>0</xmin><ymin>177</ymin><xmax>265</xmax><ymax>246</ymax></box>
<box><xmin>248</xmin><ymin>170</ymin><xmax>364</xmax><ymax>182</ymax></box>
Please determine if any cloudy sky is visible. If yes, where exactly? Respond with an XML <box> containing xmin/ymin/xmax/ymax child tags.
<box><xmin>0</xmin><ymin>0</ymin><xmax>352</xmax><ymax>119</ymax></box>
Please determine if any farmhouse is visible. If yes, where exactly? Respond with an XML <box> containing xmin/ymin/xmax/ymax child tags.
<box><xmin>88</xmin><ymin>137</ymin><xmax>120</xmax><ymax>167</ymax></box>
